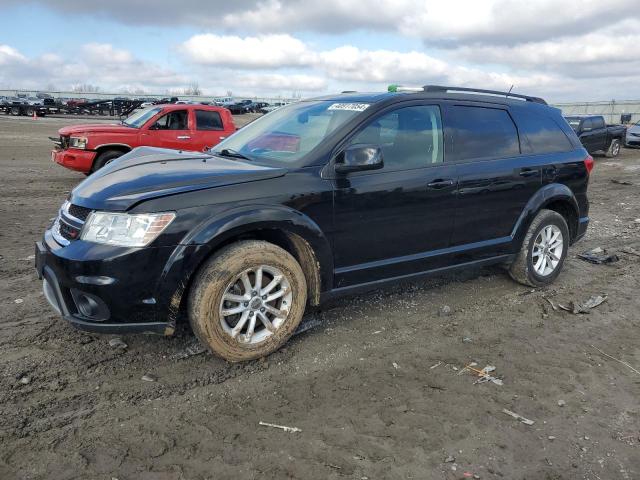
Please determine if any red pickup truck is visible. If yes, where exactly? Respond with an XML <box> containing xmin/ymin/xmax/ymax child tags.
<box><xmin>51</xmin><ymin>104</ymin><xmax>236</xmax><ymax>174</ymax></box>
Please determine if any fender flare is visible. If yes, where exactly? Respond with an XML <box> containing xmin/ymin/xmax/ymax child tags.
<box><xmin>511</xmin><ymin>183</ymin><xmax>580</xmax><ymax>244</ymax></box>
<box><xmin>156</xmin><ymin>205</ymin><xmax>333</xmax><ymax>322</ymax></box>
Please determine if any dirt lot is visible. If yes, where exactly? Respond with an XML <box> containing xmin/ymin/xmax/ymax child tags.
<box><xmin>1</xmin><ymin>115</ymin><xmax>639</xmax><ymax>480</ymax></box>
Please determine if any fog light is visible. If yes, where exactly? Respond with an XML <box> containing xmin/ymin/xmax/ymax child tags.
<box><xmin>70</xmin><ymin>289</ymin><xmax>109</xmax><ymax>321</ymax></box>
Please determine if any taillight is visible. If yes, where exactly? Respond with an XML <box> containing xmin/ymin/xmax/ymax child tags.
<box><xmin>584</xmin><ymin>155</ymin><xmax>594</xmax><ymax>175</ymax></box>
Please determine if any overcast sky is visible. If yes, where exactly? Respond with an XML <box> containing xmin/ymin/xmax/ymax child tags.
<box><xmin>1</xmin><ymin>0</ymin><xmax>639</xmax><ymax>101</ymax></box>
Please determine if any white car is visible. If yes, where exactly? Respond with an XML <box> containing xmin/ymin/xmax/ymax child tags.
<box><xmin>626</xmin><ymin>121</ymin><xmax>640</xmax><ymax>148</ymax></box>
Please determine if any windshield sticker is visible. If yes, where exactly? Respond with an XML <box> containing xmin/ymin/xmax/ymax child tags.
<box><xmin>328</xmin><ymin>103</ymin><xmax>370</xmax><ymax>112</ymax></box>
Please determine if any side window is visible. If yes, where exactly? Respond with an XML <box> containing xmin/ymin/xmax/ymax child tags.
<box><xmin>152</xmin><ymin>110</ymin><xmax>188</xmax><ymax>130</ymax></box>
<box><xmin>592</xmin><ymin>117</ymin><xmax>605</xmax><ymax>129</ymax></box>
<box><xmin>449</xmin><ymin>106</ymin><xmax>520</xmax><ymax>161</ymax></box>
<box><xmin>196</xmin><ymin>110</ymin><xmax>223</xmax><ymax>130</ymax></box>
<box><xmin>582</xmin><ymin>118</ymin><xmax>593</xmax><ymax>131</ymax></box>
<box><xmin>511</xmin><ymin>109</ymin><xmax>573</xmax><ymax>154</ymax></box>
<box><xmin>349</xmin><ymin>105</ymin><xmax>443</xmax><ymax>171</ymax></box>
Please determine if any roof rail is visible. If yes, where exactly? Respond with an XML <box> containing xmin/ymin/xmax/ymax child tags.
<box><xmin>422</xmin><ymin>85</ymin><xmax>547</xmax><ymax>105</ymax></box>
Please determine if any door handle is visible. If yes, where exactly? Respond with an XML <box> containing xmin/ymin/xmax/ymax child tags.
<box><xmin>177</xmin><ymin>135</ymin><xmax>191</xmax><ymax>139</ymax></box>
<box><xmin>427</xmin><ymin>179</ymin><xmax>455</xmax><ymax>189</ymax></box>
<box><xmin>519</xmin><ymin>169</ymin><xmax>539</xmax><ymax>177</ymax></box>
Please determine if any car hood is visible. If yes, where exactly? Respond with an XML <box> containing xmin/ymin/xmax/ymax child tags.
<box><xmin>58</xmin><ymin>123</ymin><xmax>136</xmax><ymax>136</ymax></box>
<box><xmin>627</xmin><ymin>124</ymin><xmax>640</xmax><ymax>135</ymax></box>
<box><xmin>70</xmin><ymin>147</ymin><xmax>287</xmax><ymax>211</ymax></box>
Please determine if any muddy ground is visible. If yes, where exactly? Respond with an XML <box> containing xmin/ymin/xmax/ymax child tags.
<box><xmin>0</xmin><ymin>115</ymin><xmax>638</xmax><ymax>480</ymax></box>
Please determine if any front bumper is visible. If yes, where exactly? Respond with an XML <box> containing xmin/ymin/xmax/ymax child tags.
<box><xmin>51</xmin><ymin>148</ymin><xmax>96</xmax><ymax>173</ymax></box>
<box><xmin>35</xmin><ymin>232</ymin><xmax>177</xmax><ymax>335</ymax></box>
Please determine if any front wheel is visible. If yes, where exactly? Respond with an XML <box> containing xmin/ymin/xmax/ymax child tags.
<box><xmin>188</xmin><ymin>240</ymin><xmax>307</xmax><ymax>362</ymax></box>
<box><xmin>509</xmin><ymin>209</ymin><xmax>569</xmax><ymax>287</ymax></box>
<box><xmin>91</xmin><ymin>150</ymin><xmax>124</xmax><ymax>172</ymax></box>
<box><xmin>606</xmin><ymin>138</ymin><xmax>621</xmax><ymax>158</ymax></box>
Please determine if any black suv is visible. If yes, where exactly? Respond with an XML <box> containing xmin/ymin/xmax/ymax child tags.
<box><xmin>36</xmin><ymin>86</ymin><xmax>592</xmax><ymax>361</ymax></box>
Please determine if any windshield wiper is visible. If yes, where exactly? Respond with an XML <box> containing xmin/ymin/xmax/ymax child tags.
<box><xmin>216</xmin><ymin>148</ymin><xmax>251</xmax><ymax>161</ymax></box>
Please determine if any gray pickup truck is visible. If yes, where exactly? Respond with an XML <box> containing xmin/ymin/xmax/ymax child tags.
<box><xmin>564</xmin><ymin>115</ymin><xmax>626</xmax><ymax>157</ymax></box>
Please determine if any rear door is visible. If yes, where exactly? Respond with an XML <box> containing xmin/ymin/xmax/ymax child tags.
<box><xmin>192</xmin><ymin>109</ymin><xmax>228</xmax><ymax>151</ymax></box>
<box><xmin>445</xmin><ymin>103</ymin><xmax>541</xmax><ymax>257</ymax></box>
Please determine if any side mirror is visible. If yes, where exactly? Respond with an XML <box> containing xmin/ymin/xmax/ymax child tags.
<box><xmin>335</xmin><ymin>144</ymin><xmax>384</xmax><ymax>174</ymax></box>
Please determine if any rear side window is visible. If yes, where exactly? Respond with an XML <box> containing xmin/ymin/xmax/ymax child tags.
<box><xmin>592</xmin><ymin>116</ymin><xmax>605</xmax><ymax>129</ymax></box>
<box><xmin>511</xmin><ymin>109</ymin><xmax>573</xmax><ymax>154</ymax></box>
<box><xmin>448</xmin><ymin>106</ymin><xmax>519</xmax><ymax>161</ymax></box>
<box><xmin>196</xmin><ymin>110</ymin><xmax>223</xmax><ymax>130</ymax></box>
<box><xmin>582</xmin><ymin>118</ymin><xmax>593</xmax><ymax>131</ymax></box>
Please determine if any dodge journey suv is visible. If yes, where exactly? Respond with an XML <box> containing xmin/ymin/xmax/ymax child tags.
<box><xmin>36</xmin><ymin>85</ymin><xmax>591</xmax><ymax>362</ymax></box>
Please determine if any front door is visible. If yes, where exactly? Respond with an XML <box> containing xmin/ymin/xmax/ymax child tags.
<box><xmin>331</xmin><ymin>104</ymin><xmax>458</xmax><ymax>288</ymax></box>
<box><xmin>143</xmin><ymin>109</ymin><xmax>193</xmax><ymax>150</ymax></box>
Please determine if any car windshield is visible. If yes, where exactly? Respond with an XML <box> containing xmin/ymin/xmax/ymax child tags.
<box><xmin>122</xmin><ymin>107</ymin><xmax>162</xmax><ymax>128</ymax></box>
<box><xmin>211</xmin><ymin>100</ymin><xmax>369</xmax><ymax>165</ymax></box>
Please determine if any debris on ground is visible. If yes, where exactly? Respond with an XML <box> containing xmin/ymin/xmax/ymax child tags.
<box><xmin>439</xmin><ymin>305</ymin><xmax>452</xmax><ymax>316</ymax></box>
<box><xmin>14</xmin><ymin>298</ymin><xmax>23</xmax><ymax>304</ymax></box>
<box><xmin>502</xmin><ymin>408</ymin><xmax>535</xmax><ymax>426</ymax></box>
<box><xmin>392</xmin><ymin>362</ymin><xmax>400</xmax><ymax>369</ymax></box>
<box><xmin>170</xmin><ymin>340</ymin><xmax>207</xmax><ymax>360</ymax></box>
<box><xmin>577</xmin><ymin>248</ymin><xmax>619</xmax><ymax>265</ymax></box>
<box><xmin>558</xmin><ymin>295</ymin><xmax>607</xmax><ymax>314</ymax></box>
<box><xmin>557</xmin><ymin>399</ymin><xmax>566</xmax><ymax>407</ymax></box>
<box><xmin>108</xmin><ymin>337</ymin><xmax>128</xmax><ymax>349</ymax></box>
<box><xmin>462</xmin><ymin>337</ymin><xmax>473</xmax><ymax>343</ymax></box>
<box><xmin>18</xmin><ymin>376</ymin><xmax>31</xmax><ymax>385</ymax></box>
<box><xmin>141</xmin><ymin>374</ymin><xmax>157</xmax><ymax>382</ymax></box>
<box><xmin>590</xmin><ymin>344</ymin><xmax>640</xmax><ymax>376</ymax></box>
<box><xmin>258</xmin><ymin>421</ymin><xmax>301</xmax><ymax>433</ymax></box>
<box><xmin>459</xmin><ymin>362</ymin><xmax>503</xmax><ymax>385</ymax></box>
<box><xmin>611</xmin><ymin>179</ymin><xmax>633</xmax><ymax>186</ymax></box>
<box><xmin>621</xmin><ymin>246</ymin><xmax>640</xmax><ymax>257</ymax></box>
<box><xmin>544</xmin><ymin>297</ymin><xmax>559</xmax><ymax>311</ymax></box>
<box><xmin>444</xmin><ymin>455</ymin><xmax>456</xmax><ymax>463</ymax></box>
<box><xmin>429</xmin><ymin>361</ymin><xmax>442</xmax><ymax>370</ymax></box>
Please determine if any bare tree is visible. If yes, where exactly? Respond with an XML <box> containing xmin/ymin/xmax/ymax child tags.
<box><xmin>71</xmin><ymin>83</ymin><xmax>101</xmax><ymax>93</ymax></box>
<box><xmin>184</xmin><ymin>82</ymin><xmax>202</xmax><ymax>96</ymax></box>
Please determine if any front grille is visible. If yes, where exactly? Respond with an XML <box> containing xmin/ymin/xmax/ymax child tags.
<box><xmin>68</xmin><ymin>204</ymin><xmax>92</xmax><ymax>222</ymax></box>
<box><xmin>58</xmin><ymin>219</ymin><xmax>81</xmax><ymax>241</ymax></box>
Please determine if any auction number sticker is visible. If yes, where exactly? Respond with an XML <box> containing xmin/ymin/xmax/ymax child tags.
<box><xmin>328</xmin><ymin>103</ymin><xmax>370</xmax><ymax>112</ymax></box>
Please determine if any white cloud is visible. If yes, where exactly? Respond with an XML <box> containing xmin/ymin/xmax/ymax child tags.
<box><xmin>181</xmin><ymin>34</ymin><xmax>314</xmax><ymax>68</ymax></box>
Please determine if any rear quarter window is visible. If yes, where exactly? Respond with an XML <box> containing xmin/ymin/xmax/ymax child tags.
<box><xmin>196</xmin><ymin>110</ymin><xmax>223</xmax><ymax>130</ymax></box>
<box><xmin>511</xmin><ymin>109</ymin><xmax>574</xmax><ymax>154</ymax></box>
<box><xmin>448</xmin><ymin>106</ymin><xmax>520</xmax><ymax>161</ymax></box>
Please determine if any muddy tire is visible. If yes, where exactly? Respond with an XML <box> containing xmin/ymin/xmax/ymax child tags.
<box><xmin>509</xmin><ymin>209</ymin><xmax>569</xmax><ymax>287</ymax></box>
<box><xmin>91</xmin><ymin>150</ymin><xmax>124</xmax><ymax>172</ymax></box>
<box><xmin>188</xmin><ymin>240</ymin><xmax>307</xmax><ymax>362</ymax></box>
<box><xmin>606</xmin><ymin>138</ymin><xmax>621</xmax><ymax>158</ymax></box>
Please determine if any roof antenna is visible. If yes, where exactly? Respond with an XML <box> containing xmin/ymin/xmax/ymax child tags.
<box><xmin>506</xmin><ymin>85</ymin><xmax>514</xmax><ymax>98</ymax></box>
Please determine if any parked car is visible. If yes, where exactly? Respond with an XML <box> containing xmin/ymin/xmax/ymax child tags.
<box><xmin>564</xmin><ymin>115</ymin><xmax>626</xmax><ymax>157</ymax></box>
<box><xmin>50</xmin><ymin>104</ymin><xmax>236</xmax><ymax>174</ymax></box>
<box><xmin>228</xmin><ymin>99</ymin><xmax>254</xmax><ymax>114</ymax></box>
<box><xmin>625</xmin><ymin>121</ymin><xmax>640</xmax><ymax>148</ymax></box>
<box><xmin>260</xmin><ymin>102</ymin><xmax>286</xmax><ymax>114</ymax></box>
<box><xmin>36</xmin><ymin>85</ymin><xmax>592</xmax><ymax>362</ymax></box>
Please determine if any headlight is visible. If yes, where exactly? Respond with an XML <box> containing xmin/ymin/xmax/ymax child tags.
<box><xmin>69</xmin><ymin>136</ymin><xmax>88</xmax><ymax>149</ymax></box>
<box><xmin>81</xmin><ymin>211</ymin><xmax>176</xmax><ymax>247</ymax></box>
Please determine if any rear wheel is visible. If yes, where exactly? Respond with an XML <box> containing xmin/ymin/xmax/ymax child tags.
<box><xmin>91</xmin><ymin>150</ymin><xmax>125</xmax><ymax>172</ymax></box>
<box><xmin>188</xmin><ymin>240</ymin><xmax>307</xmax><ymax>362</ymax></box>
<box><xmin>509</xmin><ymin>209</ymin><xmax>569</xmax><ymax>287</ymax></box>
<box><xmin>10</xmin><ymin>106</ymin><xmax>20</xmax><ymax>116</ymax></box>
<box><xmin>606</xmin><ymin>138</ymin><xmax>621</xmax><ymax>157</ymax></box>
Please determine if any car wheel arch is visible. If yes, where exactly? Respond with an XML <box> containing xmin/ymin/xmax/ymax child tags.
<box><xmin>512</xmin><ymin>183</ymin><xmax>580</xmax><ymax>245</ymax></box>
<box><xmin>156</xmin><ymin>207</ymin><xmax>333</xmax><ymax>326</ymax></box>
